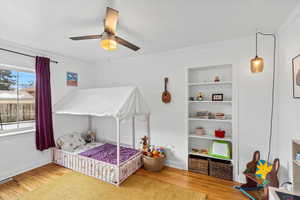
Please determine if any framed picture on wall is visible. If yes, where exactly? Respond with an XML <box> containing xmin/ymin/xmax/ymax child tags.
<box><xmin>292</xmin><ymin>55</ymin><xmax>300</xmax><ymax>98</ymax></box>
<box><xmin>66</xmin><ymin>72</ymin><xmax>78</xmax><ymax>86</ymax></box>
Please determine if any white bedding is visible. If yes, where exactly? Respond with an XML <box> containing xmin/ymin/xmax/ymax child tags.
<box><xmin>64</xmin><ymin>142</ymin><xmax>104</xmax><ymax>154</ymax></box>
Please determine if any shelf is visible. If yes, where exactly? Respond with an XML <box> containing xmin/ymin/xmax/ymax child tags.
<box><xmin>188</xmin><ymin>101</ymin><xmax>232</xmax><ymax>104</ymax></box>
<box><xmin>189</xmin><ymin>118</ymin><xmax>232</xmax><ymax>123</ymax></box>
<box><xmin>189</xmin><ymin>133</ymin><xmax>232</xmax><ymax>142</ymax></box>
<box><xmin>294</xmin><ymin>160</ymin><xmax>300</xmax><ymax>167</ymax></box>
<box><xmin>189</xmin><ymin>151</ymin><xmax>232</xmax><ymax>161</ymax></box>
<box><xmin>188</xmin><ymin>81</ymin><xmax>232</xmax><ymax>86</ymax></box>
<box><xmin>293</xmin><ymin>140</ymin><xmax>300</xmax><ymax>146</ymax></box>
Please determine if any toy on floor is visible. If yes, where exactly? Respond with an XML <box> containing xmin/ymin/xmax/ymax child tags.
<box><xmin>151</xmin><ymin>146</ymin><xmax>166</xmax><ymax>158</ymax></box>
<box><xmin>140</xmin><ymin>136</ymin><xmax>150</xmax><ymax>153</ymax></box>
<box><xmin>234</xmin><ymin>151</ymin><xmax>280</xmax><ymax>200</ymax></box>
<box><xmin>146</xmin><ymin>145</ymin><xmax>166</xmax><ymax>158</ymax></box>
<box><xmin>140</xmin><ymin>136</ymin><xmax>166</xmax><ymax>158</ymax></box>
<box><xmin>140</xmin><ymin>137</ymin><xmax>166</xmax><ymax>172</ymax></box>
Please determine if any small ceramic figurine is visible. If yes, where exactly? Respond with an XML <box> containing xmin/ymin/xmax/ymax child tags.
<box><xmin>214</xmin><ymin>76</ymin><xmax>220</xmax><ymax>82</ymax></box>
<box><xmin>196</xmin><ymin>92</ymin><xmax>204</xmax><ymax>101</ymax></box>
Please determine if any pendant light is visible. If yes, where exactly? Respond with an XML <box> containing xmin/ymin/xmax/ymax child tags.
<box><xmin>250</xmin><ymin>31</ymin><xmax>277</xmax><ymax>162</ymax></box>
<box><xmin>250</xmin><ymin>32</ymin><xmax>264</xmax><ymax>73</ymax></box>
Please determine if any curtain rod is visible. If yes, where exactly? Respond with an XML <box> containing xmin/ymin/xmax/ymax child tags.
<box><xmin>0</xmin><ymin>47</ymin><xmax>59</xmax><ymax>64</ymax></box>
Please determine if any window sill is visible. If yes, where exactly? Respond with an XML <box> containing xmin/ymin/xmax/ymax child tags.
<box><xmin>0</xmin><ymin>129</ymin><xmax>35</xmax><ymax>138</ymax></box>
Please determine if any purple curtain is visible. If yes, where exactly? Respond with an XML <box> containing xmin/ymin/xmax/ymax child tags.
<box><xmin>35</xmin><ymin>56</ymin><xmax>55</xmax><ymax>151</ymax></box>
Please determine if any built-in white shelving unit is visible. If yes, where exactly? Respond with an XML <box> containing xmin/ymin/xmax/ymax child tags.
<box><xmin>187</xmin><ymin>64</ymin><xmax>236</xmax><ymax>179</ymax></box>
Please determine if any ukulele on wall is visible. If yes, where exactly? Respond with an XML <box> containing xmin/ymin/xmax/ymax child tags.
<box><xmin>162</xmin><ymin>77</ymin><xmax>171</xmax><ymax>103</ymax></box>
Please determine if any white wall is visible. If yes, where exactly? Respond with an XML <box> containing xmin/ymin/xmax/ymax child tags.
<box><xmin>0</xmin><ymin>17</ymin><xmax>293</xmax><ymax>184</ymax></box>
<box><xmin>93</xmin><ymin>36</ymin><xmax>275</xmax><ymax>181</ymax></box>
<box><xmin>0</xmin><ymin>39</ymin><xmax>96</xmax><ymax>181</ymax></box>
<box><xmin>276</xmin><ymin>4</ymin><xmax>300</xmax><ymax>181</ymax></box>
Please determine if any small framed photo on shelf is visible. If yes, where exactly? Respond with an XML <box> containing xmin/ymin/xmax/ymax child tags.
<box><xmin>212</xmin><ymin>93</ymin><xmax>223</xmax><ymax>101</ymax></box>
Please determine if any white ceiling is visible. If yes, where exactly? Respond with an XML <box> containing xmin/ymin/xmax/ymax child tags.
<box><xmin>0</xmin><ymin>0</ymin><xmax>298</xmax><ymax>62</ymax></box>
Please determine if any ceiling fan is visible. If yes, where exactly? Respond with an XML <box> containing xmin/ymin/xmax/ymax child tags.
<box><xmin>70</xmin><ymin>7</ymin><xmax>140</xmax><ymax>51</ymax></box>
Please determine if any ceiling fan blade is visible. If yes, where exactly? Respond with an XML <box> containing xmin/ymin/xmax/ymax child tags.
<box><xmin>104</xmin><ymin>7</ymin><xmax>119</xmax><ymax>35</ymax></box>
<box><xmin>115</xmin><ymin>36</ymin><xmax>140</xmax><ymax>51</ymax></box>
<box><xmin>70</xmin><ymin>35</ymin><xmax>102</xmax><ymax>40</ymax></box>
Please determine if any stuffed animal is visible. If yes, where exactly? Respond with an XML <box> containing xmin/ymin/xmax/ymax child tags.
<box><xmin>156</xmin><ymin>146</ymin><xmax>166</xmax><ymax>156</ymax></box>
<box><xmin>140</xmin><ymin>137</ymin><xmax>166</xmax><ymax>158</ymax></box>
<box><xmin>83</xmin><ymin>130</ymin><xmax>96</xmax><ymax>143</ymax></box>
<box><xmin>140</xmin><ymin>136</ymin><xmax>149</xmax><ymax>154</ymax></box>
<box><xmin>256</xmin><ymin>160</ymin><xmax>273</xmax><ymax>180</ymax></box>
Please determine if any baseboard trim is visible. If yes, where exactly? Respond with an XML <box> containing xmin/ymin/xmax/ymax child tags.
<box><xmin>0</xmin><ymin>160</ymin><xmax>52</xmax><ymax>182</ymax></box>
<box><xmin>0</xmin><ymin>177</ymin><xmax>13</xmax><ymax>184</ymax></box>
<box><xmin>237</xmin><ymin>174</ymin><xmax>246</xmax><ymax>183</ymax></box>
<box><xmin>165</xmin><ymin>160</ymin><xmax>186</xmax><ymax>170</ymax></box>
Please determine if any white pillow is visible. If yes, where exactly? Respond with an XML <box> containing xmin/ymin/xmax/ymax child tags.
<box><xmin>56</xmin><ymin>132</ymin><xmax>86</xmax><ymax>152</ymax></box>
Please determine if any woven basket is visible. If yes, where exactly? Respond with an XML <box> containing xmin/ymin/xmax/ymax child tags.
<box><xmin>209</xmin><ymin>159</ymin><xmax>233</xmax><ymax>181</ymax></box>
<box><xmin>188</xmin><ymin>157</ymin><xmax>209</xmax><ymax>175</ymax></box>
<box><xmin>143</xmin><ymin>155</ymin><xmax>166</xmax><ymax>172</ymax></box>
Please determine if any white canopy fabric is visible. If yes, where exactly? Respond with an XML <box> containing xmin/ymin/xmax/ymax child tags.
<box><xmin>53</xmin><ymin>86</ymin><xmax>150</xmax><ymax>120</ymax></box>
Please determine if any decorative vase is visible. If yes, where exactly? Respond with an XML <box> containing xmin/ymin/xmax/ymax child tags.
<box><xmin>196</xmin><ymin>127</ymin><xmax>205</xmax><ymax>136</ymax></box>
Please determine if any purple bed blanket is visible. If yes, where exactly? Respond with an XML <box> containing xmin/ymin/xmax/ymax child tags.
<box><xmin>79</xmin><ymin>143</ymin><xmax>140</xmax><ymax>165</ymax></box>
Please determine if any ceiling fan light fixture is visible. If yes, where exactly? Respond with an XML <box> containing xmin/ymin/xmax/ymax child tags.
<box><xmin>100</xmin><ymin>34</ymin><xmax>117</xmax><ymax>51</ymax></box>
<box><xmin>70</xmin><ymin>7</ymin><xmax>140</xmax><ymax>51</ymax></box>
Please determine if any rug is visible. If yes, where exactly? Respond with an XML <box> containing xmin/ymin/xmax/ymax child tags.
<box><xmin>17</xmin><ymin>172</ymin><xmax>207</xmax><ymax>200</ymax></box>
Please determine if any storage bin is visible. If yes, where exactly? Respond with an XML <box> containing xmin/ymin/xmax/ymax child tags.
<box><xmin>209</xmin><ymin>159</ymin><xmax>233</xmax><ymax>180</ymax></box>
<box><xmin>188</xmin><ymin>156</ymin><xmax>209</xmax><ymax>175</ymax></box>
<box><xmin>143</xmin><ymin>155</ymin><xmax>166</xmax><ymax>172</ymax></box>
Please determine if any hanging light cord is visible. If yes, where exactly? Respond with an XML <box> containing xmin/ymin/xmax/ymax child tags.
<box><xmin>256</xmin><ymin>32</ymin><xmax>277</xmax><ymax>162</ymax></box>
<box><xmin>255</xmin><ymin>32</ymin><xmax>258</xmax><ymax>57</ymax></box>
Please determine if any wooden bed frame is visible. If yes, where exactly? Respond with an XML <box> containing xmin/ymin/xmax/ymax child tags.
<box><xmin>53</xmin><ymin>147</ymin><xmax>143</xmax><ymax>186</ymax></box>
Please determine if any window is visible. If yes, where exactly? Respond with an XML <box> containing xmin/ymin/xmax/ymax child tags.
<box><xmin>0</xmin><ymin>66</ymin><xmax>35</xmax><ymax>133</ymax></box>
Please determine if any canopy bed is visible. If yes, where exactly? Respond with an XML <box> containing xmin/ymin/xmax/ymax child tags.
<box><xmin>52</xmin><ymin>86</ymin><xmax>150</xmax><ymax>186</ymax></box>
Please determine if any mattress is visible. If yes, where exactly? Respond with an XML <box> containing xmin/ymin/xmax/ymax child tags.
<box><xmin>79</xmin><ymin>143</ymin><xmax>140</xmax><ymax>165</ymax></box>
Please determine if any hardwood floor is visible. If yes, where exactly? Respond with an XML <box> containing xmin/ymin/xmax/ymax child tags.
<box><xmin>0</xmin><ymin>163</ymin><xmax>247</xmax><ymax>200</ymax></box>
